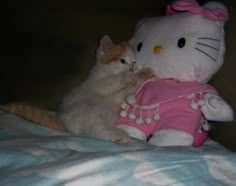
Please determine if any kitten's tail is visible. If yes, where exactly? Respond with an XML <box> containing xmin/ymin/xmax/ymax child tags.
<box><xmin>1</xmin><ymin>103</ymin><xmax>67</xmax><ymax>131</ymax></box>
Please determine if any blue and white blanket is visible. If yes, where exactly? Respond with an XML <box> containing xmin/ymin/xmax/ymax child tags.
<box><xmin>0</xmin><ymin>110</ymin><xmax>236</xmax><ymax>186</ymax></box>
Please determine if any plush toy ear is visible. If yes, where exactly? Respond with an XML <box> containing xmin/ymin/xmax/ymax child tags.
<box><xmin>203</xmin><ymin>1</ymin><xmax>228</xmax><ymax>13</ymax></box>
<box><xmin>203</xmin><ymin>1</ymin><xmax>228</xmax><ymax>26</ymax></box>
<box><xmin>96</xmin><ymin>35</ymin><xmax>114</xmax><ymax>59</ymax></box>
<box><xmin>134</xmin><ymin>17</ymin><xmax>156</xmax><ymax>32</ymax></box>
<box><xmin>135</xmin><ymin>17</ymin><xmax>150</xmax><ymax>30</ymax></box>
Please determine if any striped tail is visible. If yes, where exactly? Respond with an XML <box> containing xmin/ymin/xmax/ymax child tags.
<box><xmin>1</xmin><ymin>103</ymin><xmax>66</xmax><ymax>131</ymax></box>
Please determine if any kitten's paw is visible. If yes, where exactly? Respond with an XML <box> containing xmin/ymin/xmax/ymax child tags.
<box><xmin>113</xmin><ymin>135</ymin><xmax>130</xmax><ymax>145</ymax></box>
<box><xmin>102</xmin><ymin>128</ymin><xmax>130</xmax><ymax>145</ymax></box>
<box><xmin>112</xmin><ymin>129</ymin><xmax>130</xmax><ymax>145</ymax></box>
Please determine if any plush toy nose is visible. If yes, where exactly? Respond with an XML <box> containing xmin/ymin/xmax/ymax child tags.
<box><xmin>153</xmin><ymin>45</ymin><xmax>163</xmax><ymax>54</ymax></box>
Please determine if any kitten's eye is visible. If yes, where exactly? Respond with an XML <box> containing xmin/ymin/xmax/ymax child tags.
<box><xmin>137</xmin><ymin>42</ymin><xmax>143</xmax><ymax>52</ymax></box>
<box><xmin>120</xmin><ymin>59</ymin><xmax>126</xmax><ymax>64</ymax></box>
<box><xmin>177</xmin><ymin>38</ymin><xmax>186</xmax><ymax>48</ymax></box>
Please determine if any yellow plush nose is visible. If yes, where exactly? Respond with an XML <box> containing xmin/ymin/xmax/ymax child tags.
<box><xmin>153</xmin><ymin>45</ymin><xmax>163</xmax><ymax>54</ymax></box>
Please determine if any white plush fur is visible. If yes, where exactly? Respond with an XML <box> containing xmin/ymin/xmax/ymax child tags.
<box><xmin>120</xmin><ymin>1</ymin><xmax>234</xmax><ymax>146</ymax></box>
<box><xmin>149</xmin><ymin>129</ymin><xmax>193</xmax><ymax>146</ymax></box>
<box><xmin>201</xmin><ymin>93</ymin><xmax>234</xmax><ymax>121</ymax></box>
<box><xmin>130</xmin><ymin>7</ymin><xmax>226</xmax><ymax>83</ymax></box>
<box><xmin>118</xmin><ymin>125</ymin><xmax>146</xmax><ymax>141</ymax></box>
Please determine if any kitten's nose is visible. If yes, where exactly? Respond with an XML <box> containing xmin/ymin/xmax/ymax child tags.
<box><xmin>153</xmin><ymin>45</ymin><xmax>163</xmax><ymax>54</ymax></box>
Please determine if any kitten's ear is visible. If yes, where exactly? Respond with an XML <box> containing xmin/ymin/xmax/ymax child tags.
<box><xmin>96</xmin><ymin>35</ymin><xmax>114</xmax><ymax>60</ymax></box>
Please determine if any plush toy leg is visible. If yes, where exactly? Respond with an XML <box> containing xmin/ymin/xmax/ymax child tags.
<box><xmin>118</xmin><ymin>125</ymin><xmax>146</xmax><ymax>141</ymax></box>
<box><xmin>148</xmin><ymin>129</ymin><xmax>193</xmax><ymax>146</ymax></box>
<box><xmin>193</xmin><ymin>130</ymin><xmax>208</xmax><ymax>147</ymax></box>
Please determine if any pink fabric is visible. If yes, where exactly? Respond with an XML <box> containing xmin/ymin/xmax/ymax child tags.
<box><xmin>166</xmin><ymin>0</ymin><xmax>229</xmax><ymax>21</ymax></box>
<box><xmin>193</xmin><ymin>130</ymin><xmax>208</xmax><ymax>147</ymax></box>
<box><xmin>116</xmin><ymin>79</ymin><xmax>217</xmax><ymax>147</ymax></box>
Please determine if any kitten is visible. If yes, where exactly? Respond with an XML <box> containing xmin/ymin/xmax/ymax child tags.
<box><xmin>57</xmin><ymin>35</ymin><xmax>154</xmax><ymax>143</ymax></box>
<box><xmin>2</xmin><ymin>35</ymin><xmax>154</xmax><ymax>144</ymax></box>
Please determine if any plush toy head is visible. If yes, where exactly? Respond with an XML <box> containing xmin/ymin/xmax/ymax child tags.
<box><xmin>129</xmin><ymin>0</ymin><xmax>228</xmax><ymax>83</ymax></box>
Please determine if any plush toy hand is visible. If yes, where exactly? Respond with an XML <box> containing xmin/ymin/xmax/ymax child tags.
<box><xmin>125</xmin><ymin>68</ymin><xmax>155</xmax><ymax>87</ymax></box>
<box><xmin>200</xmin><ymin>93</ymin><xmax>234</xmax><ymax>121</ymax></box>
<box><xmin>135</xmin><ymin>68</ymin><xmax>156</xmax><ymax>83</ymax></box>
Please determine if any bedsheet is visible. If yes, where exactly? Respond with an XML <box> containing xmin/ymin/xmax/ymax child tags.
<box><xmin>0</xmin><ymin>111</ymin><xmax>236</xmax><ymax>186</ymax></box>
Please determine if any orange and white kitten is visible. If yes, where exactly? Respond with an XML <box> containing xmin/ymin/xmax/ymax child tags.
<box><xmin>2</xmin><ymin>35</ymin><xmax>154</xmax><ymax>143</ymax></box>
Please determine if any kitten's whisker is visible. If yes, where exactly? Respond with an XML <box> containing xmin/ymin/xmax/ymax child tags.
<box><xmin>196</xmin><ymin>42</ymin><xmax>219</xmax><ymax>51</ymax></box>
<box><xmin>195</xmin><ymin>47</ymin><xmax>216</xmax><ymax>62</ymax></box>
<box><xmin>197</xmin><ymin>37</ymin><xmax>220</xmax><ymax>41</ymax></box>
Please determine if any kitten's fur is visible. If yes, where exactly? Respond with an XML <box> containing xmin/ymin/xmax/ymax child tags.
<box><xmin>2</xmin><ymin>103</ymin><xmax>66</xmax><ymax>131</ymax></box>
<box><xmin>58</xmin><ymin>35</ymin><xmax>153</xmax><ymax>143</ymax></box>
<box><xmin>2</xmin><ymin>35</ymin><xmax>154</xmax><ymax>143</ymax></box>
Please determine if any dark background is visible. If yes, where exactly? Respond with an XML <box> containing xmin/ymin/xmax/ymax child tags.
<box><xmin>4</xmin><ymin>0</ymin><xmax>236</xmax><ymax>150</ymax></box>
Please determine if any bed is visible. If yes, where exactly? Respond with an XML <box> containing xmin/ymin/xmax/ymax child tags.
<box><xmin>0</xmin><ymin>110</ymin><xmax>236</xmax><ymax>186</ymax></box>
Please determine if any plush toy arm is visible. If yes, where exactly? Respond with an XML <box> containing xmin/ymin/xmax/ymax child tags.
<box><xmin>200</xmin><ymin>93</ymin><xmax>234</xmax><ymax>121</ymax></box>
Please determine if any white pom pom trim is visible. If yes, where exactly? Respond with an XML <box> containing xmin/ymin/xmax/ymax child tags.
<box><xmin>120</xmin><ymin>110</ymin><xmax>127</xmax><ymax>117</ymax></box>
<box><xmin>121</xmin><ymin>102</ymin><xmax>128</xmax><ymax>109</ymax></box>
<box><xmin>128</xmin><ymin>112</ymin><xmax>136</xmax><ymax>119</ymax></box>
<box><xmin>197</xmin><ymin>99</ymin><xmax>205</xmax><ymax>106</ymax></box>
<box><xmin>126</xmin><ymin>95</ymin><xmax>136</xmax><ymax>105</ymax></box>
<box><xmin>191</xmin><ymin>101</ymin><xmax>198</xmax><ymax>110</ymax></box>
<box><xmin>136</xmin><ymin>118</ymin><xmax>144</xmax><ymax>125</ymax></box>
<box><xmin>145</xmin><ymin>117</ymin><xmax>152</xmax><ymax>124</ymax></box>
<box><xmin>153</xmin><ymin>113</ymin><xmax>160</xmax><ymax>121</ymax></box>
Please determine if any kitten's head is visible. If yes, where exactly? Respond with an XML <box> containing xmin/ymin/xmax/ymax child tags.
<box><xmin>96</xmin><ymin>35</ymin><xmax>136</xmax><ymax>75</ymax></box>
<box><xmin>129</xmin><ymin>1</ymin><xmax>228</xmax><ymax>83</ymax></box>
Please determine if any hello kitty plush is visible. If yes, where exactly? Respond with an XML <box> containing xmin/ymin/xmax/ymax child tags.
<box><xmin>116</xmin><ymin>0</ymin><xmax>234</xmax><ymax>147</ymax></box>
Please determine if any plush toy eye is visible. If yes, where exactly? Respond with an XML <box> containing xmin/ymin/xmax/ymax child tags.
<box><xmin>177</xmin><ymin>38</ymin><xmax>186</xmax><ymax>48</ymax></box>
<box><xmin>137</xmin><ymin>42</ymin><xmax>143</xmax><ymax>52</ymax></box>
<box><xmin>120</xmin><ymin>59</ymin><xmax>127</xmax><ymax>64</ymax></box>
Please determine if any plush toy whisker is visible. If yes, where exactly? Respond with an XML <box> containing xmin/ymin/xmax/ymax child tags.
<box><xmin>197</xmin><ymin>37</ymin><xmax>220</xmax><ymax>42</ymax></box>
<box><xmin>196</xmin><ymin>42</ymin><xmax>219</xmax><ymax>51</ymax></box>
<box><xmin>195</xmin><ymin>47</ymin><xmax>217</xmax><ymax>62</ymax></box>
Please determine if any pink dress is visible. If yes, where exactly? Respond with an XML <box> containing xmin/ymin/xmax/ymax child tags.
<box><xmin>116</xmin><ymin>79</ymin><xmax>217</xmax><ymax>147</ymax></box>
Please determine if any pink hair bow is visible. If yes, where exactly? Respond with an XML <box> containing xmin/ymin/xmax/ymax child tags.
<box><xmin>166</xmin><ymin>0</ymin><xmax>228</xmax><ymax>21</ymax></box>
